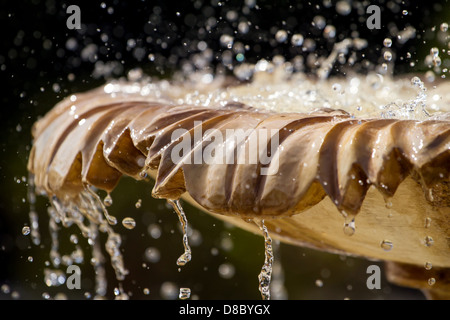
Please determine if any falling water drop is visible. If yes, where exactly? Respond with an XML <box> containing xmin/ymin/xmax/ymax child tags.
<box><xmin>135</xmin><ymin>199</ymin><xmax>142</xmax><ymax>208</ymax></box>
<box><xmin>103</xmin><ymin>193</ymin><xmax>113</xmax><ymax>207</ymax></box>
<box><xmin>424</xmin><ymin>217</ymin><xmax>432</xmax><ymax>228</ymax></box>
<box><xmin>440</xmin><ymin>22</ymin><xmax>448</xmax><ymax>32</ymax></box>
<box><xmin>179</xmin><ymin>287</ymin><xmax>191</xmax><ymax>300</ymax></box>
<box><xmin>430</xmin><ymin>47</ymin><xmax>439</xmax><ymax>57</ymax></box>
<box><xmin>383</xmin><ymin>38</ymin><xmax>392</xmax><ymax>48</ymax></box>
<box><xmin>122</xmin><ymin>217</ymin><xmax>136</xmax><ymax>230</ymax></box>
<box><xmin>275</xmin><ymin>30</ymin><xmax>288</xmax><ymax>43</ymax></box>
<box><xmin>424</xmin><ymin>262</ymin><xmax>433</xmax><ymax>270</ymax></box>
<box><xmin>291</xmin><ymin>34</ymin><xmax>304</xmax><ymax>46</ymax></box>
<box><xmin>428</xmin><ymin>278</ymin><xmax>436</xmax><ymax>286</ymax></box>
<box><xmin>384</xmin><ymin>51</ymin><xmax>393</xmax><ymax>61</ymax></box>
<box><xmin>22</xmin><ymin>226</ymin><xmax>30</xmax><ymax>235</ymax></box>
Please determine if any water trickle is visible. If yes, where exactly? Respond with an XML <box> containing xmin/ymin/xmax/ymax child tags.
<box><xmin>86</xmin><ymin>187</ymin><xmax>117</xmax><ymax>225</ymax></box>
<box><xmin>167</xmin><ymin>199</ymin><xmax>192</xmax><ymax>267</ymax></box>
<box><xmin>255</xmin><ymin>219</ymin><xmax>274</xmax><ymax>300</ymax></box>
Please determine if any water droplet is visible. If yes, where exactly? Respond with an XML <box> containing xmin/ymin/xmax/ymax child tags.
<box><xmin>144</xmin><ymin>247</ymin><xmax>161</xmax><ymax>263</ymax></box>
<box><xmin>343</xmin><ymin>218</ymin><xmax>356</xmax><ymax>236</ymax></box>
<box><xmin>275</xmin><ymin>30</ymin><xmax>288</xmax><ymax>43</ymax></box>
<box><xmin>336</xmin><ymin>1</ymin><xmax>351</xmax><ymax>15</ymax></box>
<box><xmin>27</xmin><ymin>256</ymin><xmax>33</xmax><ymax>262</ymax></box>
<box><xmin>143</xmin><ymin>288</ymin><xmax>150</xmax><ymax>295</ymax></box>
<box><xmin>385</xmin><ymin>200</ymin><xmax>393</xmax><ymax>209</ymax></box>
<box><xmin>122</xmin><ymin>217</ymin><xmax>136</xmax><ymax>230</ymax></box>
<box><xmin>315</xmin><ymin>279</ymin><xmax>324</xmax><ymax>287</ymax></box>
<box><xmin>323</xmin><ymin>25</ymin><xmax>336</xmax><ymax>39</ymax></box>
<box><xmin>179</xmin><ymin>288</ymin><xmax>191</xmax><ymax>300</ymax></box>
<box><xmin>440</xmin><ymin>22</ymin><xmax>449</xmax><ymax>32</ymax></box>
<box><xmin>1</xmin><ymin>284</ymin><xmax>10</xmax><ymax>294</ymax></box>
<box><xmin>430</xmin><ymin>47</ymin><xmax>439</xmax><ymax>57</ymax></box>
<box><xmin>424</xmin><ymin>236</ymin><xmax>434</xmax><ymax>247</ymax></box>
<box><xmin>135</xmin><ymin>199</ymin><xmax>142</xmax><ymax>208</ymax></box>
<box><xmin>384</xmin><ymin>51</ymin><xmax>393</xmax><ymax>61</ymax></box>
<box><xmin>220</xmin><ymin>34</ymin><xmax>234</xmax><ymax>49</ymax></box>
<box><xmin>402</xmin><ymin>10</ymin><xmax>408</xmax><ymax>15</ymax></box>
<box><xmin>383</xmin><ymin>38</ymin><xmax>392</xmax><ymax>48</ymax></box>
<box><xmin>428</xmin><ymin>277</ymin><xmax>436</xmax><ymax>286</ymax></box>
<box><xmin>103</xmin><ymin>194</ymin><xmax>113</xmax><ymax>207</ymax></box>
<box><xmin>380</xmin><ymin>240</ymin><xmax>393</xmax><ymax>251</ymax></box>
<box><xmin>291</xmin><ymin>34</ymin><xmax>304</xmax><ymax>46</ymax></box>
<box><xmin>424</xmin><ymin>262</ymin><xmax>432</xmax><ymax>270</ymax></box>
<box><xmin>424</xmin><ymin>217</ymin><xmax>432</xmax><ymax>228</ymax></box>
<box><xmin>160</xmin><ymin>282</ymin><xmax>178</xmax><ymax>300</ymax></box>
<box><xmin>22</xmin><ymin>226</ymin><xmax>30</xmax><ymax>235</ymax></box>
<box><xmin>218</xmin><ymin>262</ymin><xmax>236</xmax><ymax>279</ymax></box>
<box><xmin>147</xmin><ymin>224</ymin><xmax>162</xmax><ymax>239</ymax></box>
<box><xmin>70</xmin><ymin>234</ymin><xmax>79</xmax><ymax>244</ymax></box>
<box><xmin>312</xmin><ymin>15</ymin><xmax>326</xmax><ymax>30</ymax></box>
<box><xmin>238</xmin><ymin>21</ymin><xmax>250</xmax><ymax>34</ymax></box>
<box><xmin>410</xmin><ymin>76</ymin><xmax>422</xmax><ymax>87</ymax></box>
<box><xmin>433</xmin><ymin>56</ymin><xmax>441</xmax><ymax>67</ymax></box>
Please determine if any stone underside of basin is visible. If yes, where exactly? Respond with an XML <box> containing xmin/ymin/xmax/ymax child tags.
<box><xmin>183</xmin><ymin>176</ymin><xmax>450</xmax><ymax>268</ymax></box>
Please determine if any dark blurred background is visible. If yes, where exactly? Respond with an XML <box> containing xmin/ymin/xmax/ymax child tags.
<box><xmin>0</xmin><ymin>0</ymin><xmax>448</xmax><ymax>300</ymax></box>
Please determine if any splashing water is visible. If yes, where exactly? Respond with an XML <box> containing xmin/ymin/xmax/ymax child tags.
<box><xmin>21</xmin><ymin>0</ymin><xmax>450</xmax><ymax>300</ymax></box>
<box><xmin>28</xmin><ymin>182</ymin><xmax>129</xmax><ymax>299</ymax></box>
<box><xmin>167</xmin><ymin>199</ymin><xmax>192</xmax><ymax>267</ymax></box>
